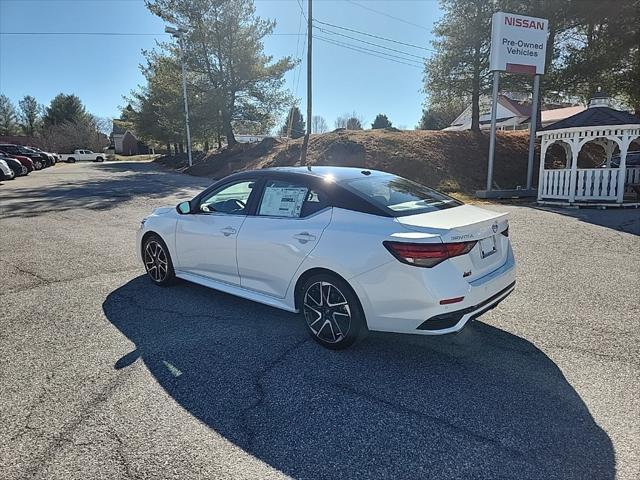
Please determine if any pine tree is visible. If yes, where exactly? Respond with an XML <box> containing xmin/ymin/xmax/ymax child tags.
<box><xmin>371</xmin><ymin>114</ymin><xmax>392</xmax><ymax>129</ymax></box>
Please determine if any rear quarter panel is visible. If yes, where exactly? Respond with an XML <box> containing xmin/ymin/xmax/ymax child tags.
<box><xmin>284</xmin><ymin>208</ymin><xmax>440</xmax><ymax>309</ymax></box>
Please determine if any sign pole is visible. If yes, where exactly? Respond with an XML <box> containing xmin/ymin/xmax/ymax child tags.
<box><xmin>526</xmin><ymin>74</ymin><xmax>540</xmax><ymax>190</ymax></box>
<box><xmin>486</xmin><ymin>70</ymin><xmax>500</xmax><ymax>191</ymax></box>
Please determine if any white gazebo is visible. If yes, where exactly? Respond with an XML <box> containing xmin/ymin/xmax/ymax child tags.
<box><xmin>537</xmin><ymin>90</ymin><xmax>640</xmax><ymax>206</ymax></box>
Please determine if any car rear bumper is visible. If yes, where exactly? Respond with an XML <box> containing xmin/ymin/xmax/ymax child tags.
<box><xmin>416</xmin><ymin>281</ymin><xmax>515</xmax><ymax>333</ymax></box>
<box><xmin>350</xmin><ymin>243</ymin><xmax>517</xmax><ymax>335</ymax></box>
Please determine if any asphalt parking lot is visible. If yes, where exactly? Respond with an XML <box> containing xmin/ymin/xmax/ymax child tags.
<box><xmin>1</xmin><ymin>161</ymin><xmax>638</xmax><ymax>480</ymax></box>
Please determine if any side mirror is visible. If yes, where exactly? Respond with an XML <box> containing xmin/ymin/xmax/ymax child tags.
<box><xmin>176</xmin><ymin>201</ymin><xmax>191</xmax><ymax>214</ymax></box>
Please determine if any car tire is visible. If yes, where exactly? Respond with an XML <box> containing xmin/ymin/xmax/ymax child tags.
<box><xmin>67</xmin><ymin>157</ymin><xmax>76</xmax><ymax>163</ymax></box>
<box><xmin>33</xmin><ymin>159</ymin><xmax>43</xmax><ymax>170</ymax></box>
<box><xmin>96</xmin><ymin>157</ymin><xmax>104</xmax><ymax>162</ymax></box>
<box><xmin>142</xmin><ymin>234</ymin><xmax>176</xmax><ymax>287</ymax></box>
<box><xmin>300</xmin><ymin>273</ymin><xmax>366</xmax><ymax>350</ymax></box>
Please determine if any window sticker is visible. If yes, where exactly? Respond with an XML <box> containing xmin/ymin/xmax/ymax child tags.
<box><xmin>259</xmin><ymin>186</ymin><xmax>308</xmax><ymax>217</ymax></box>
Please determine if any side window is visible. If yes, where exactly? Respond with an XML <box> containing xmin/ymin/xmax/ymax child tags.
<box><xmin>257</xmin><ymin>180</ymin><xmax>326</xmax><ymax>218</ymax></box>
<box><xmin>199</xmin><ymin>180</ymin><xmax>255</xmax><ymax>215</ymax></box>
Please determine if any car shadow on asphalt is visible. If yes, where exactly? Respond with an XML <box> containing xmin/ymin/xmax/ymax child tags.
<box><xmin>103</xmin><ymin>276</ymin><xmax>615</xmax><ymax>479</ymax></box>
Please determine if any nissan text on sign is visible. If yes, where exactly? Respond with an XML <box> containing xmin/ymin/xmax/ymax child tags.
<box><xmin>489</xmin><ymin>12</ymin><xmax>548</xmax><ymax>75</ymax></box>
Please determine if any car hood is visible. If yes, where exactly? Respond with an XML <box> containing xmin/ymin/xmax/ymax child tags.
<box><xmin>152</xmin><ymin>206</ymin><xmax>176</xmax><ymax>216</ymax></box>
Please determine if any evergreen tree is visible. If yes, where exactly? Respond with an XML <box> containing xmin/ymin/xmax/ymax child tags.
<box><xmin>280</xmin><ymin>106</ymin><xmax>305</xmax><ymax>138</ymax></box>
<box><xmin>18</xmin><ymin>95</ymin><xmax>42</xmax><ymax>136</ymax></box>
<box><xmin>0</xmin><ymin>95</ymin><xmax>19</xmax><ymax>135</ymax></box>
<box><xmin>43</xmin><ymin>94</ymin><xmax>87</xmax><ymax>127</ymax></box>
<box><xmin>146</xmin><ymin>0</ymin><xmax>295</xmax><ymax>146</ymax></box>
<box><xmin>371</xmin><ymin>113</ymin><xmax>392</xmax><ymax>129</ymax></box>
<box><xmin>424</xmin><ymin>0</ymin><xmax>494</xmax><ymax>132</ymax></box>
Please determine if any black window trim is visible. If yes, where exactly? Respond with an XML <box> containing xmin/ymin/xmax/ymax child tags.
<box><xmin>189</xmin><ymin>170</ymin><xmax>392</xmax><ymax>218</ymax></box>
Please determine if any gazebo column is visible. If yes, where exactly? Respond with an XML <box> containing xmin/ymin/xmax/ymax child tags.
<box><xmin>562</xmin><ymin>142</ymin><xmax>572</xmax><ymax>168</ymax></box>
<box><xmin>616</xmin><ymin>137</ymin><xmax>630</xmax><ymax>203</ymax></box>
<box><xmin>568</xmin><ymin>140</ymin><xmax>579</xmax><ymax>203</ymax></box>
<box><xmin>537</xmin><ymin>139</ymin><xmax>547</xmax><ymax>200</ymax></box>
<box><xmin>604</xmin><ymin>140</ymin><xmax>616</xmax><ymax>167</ymax></box>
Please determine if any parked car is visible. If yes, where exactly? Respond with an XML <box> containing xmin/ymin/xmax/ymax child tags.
<box><xmin>29</xmin><ymin>146</ymin><xmax>58</xmax><ymax>165</ymax></box>
<box><xmin>0</xmin><ymin>159</ymin><xmax>16</xmax><ymax>180</ymax></box>
<box><xmin>20</xmin><ymin>146</ymin><xmax>54</xmax><ymax>167</ymax></box>
<box><xmin>0</xmin><ymin>154</ymin><xmax>28</xmax><ymax>176</ymax></box>
<box><xmin>59</xmin><ymin>149</ymin><xmax>105</xmax><ymax>163</ymax></box>
<box><xmin>0</xmin><ymin>144</ymin><xmax>48</xmax><ymax>169</ymax></box>
<box><xmin>137</xmin><ymin>167</ymin><xmax>516</xmax><ymax>349</ymax></box>
<box><xmin>599</xmin><ymin>151</ymin><xmax>640</xmax><ymax>168</ymax></box>
<box><xmin>0</xmin><ymin>150</ymin><xmax>34</xmax><ymax>172</ymax></box>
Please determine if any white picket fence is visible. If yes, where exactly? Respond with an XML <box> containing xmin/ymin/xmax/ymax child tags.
<box><xmin>626</xmin><ymin>167</ymin><xmax>640</xmax><ymax>192</ymax></box>
<box><xmin>539</xmin><ymin>169</ymin><xmax>572</xmax><ymax>199</ymax></box>
<box><xmin>540</xmin><ymin>167</ymin><xmax>640</xmax><ymax>202</ymax></box>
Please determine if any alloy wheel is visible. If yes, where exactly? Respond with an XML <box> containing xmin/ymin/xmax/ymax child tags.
<box><xmin>144</xmin><ymin>240</ymin><xmax>169</xmax><ymax>282</ymax></box>
<box><xmin>303</xmin><ymin>281</ymin><xmax>352</xmax><ymax>344</ymax></box>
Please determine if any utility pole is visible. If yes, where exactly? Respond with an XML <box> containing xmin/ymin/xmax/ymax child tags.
<box><xmin>165</xmin><ymin>25</ymin><xmax>193</xmax><ymax>168</ymax></box>
<box><xmin>301</xmin><ymin>0</ymin><xmax>312</xmax><ymax>166</ymax></box>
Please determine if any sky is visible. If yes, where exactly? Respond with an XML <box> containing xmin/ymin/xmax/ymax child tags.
<box><xmin>0</xmin><ymin>0</ymin><xmax>443</xmax><ymax>130</ymax></box>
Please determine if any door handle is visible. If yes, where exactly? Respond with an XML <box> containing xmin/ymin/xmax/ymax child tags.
<box><xmin>293</xmin><ymin>232</ymin><xmax>316</xmax><ymax>243</ymax></box>
<box><xmin>221</xmin><ymin>226</ymin><xmax>237</xmax><ymax>236</ymax></box>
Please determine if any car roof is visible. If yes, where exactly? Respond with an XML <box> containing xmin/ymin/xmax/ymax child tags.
<box><xmin>241</xmin><ymin>166</ymin><xmax>391</xmax><ymax>183</ymax></box>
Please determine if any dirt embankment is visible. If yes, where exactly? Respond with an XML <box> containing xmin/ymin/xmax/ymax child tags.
<box><xmin>155</xmin><ymin>129</ymin><xmax>549</xmax><ymax>194</ymax></box>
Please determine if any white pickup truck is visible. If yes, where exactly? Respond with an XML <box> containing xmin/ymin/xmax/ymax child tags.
<box><xmin>59</xmin><ymin>149</ymin><xmax>105</xmax><ymax>163</ymax></box>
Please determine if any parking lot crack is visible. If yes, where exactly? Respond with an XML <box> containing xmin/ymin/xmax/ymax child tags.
<box><xmin>17</xmin><ymin>368</ymin><xmax>135</xmax><ymax>479</ymax></box>
<box><xmin>239</xmin><ymin>337</ymin><xmax>310</xmax><ymax>450</ymax></box>
<box><xmin>8</xmin><ymin>263</ymin><xmax>51</xmax><ymax>285</ymax></box>
<box><xmin>1</xmin><ymin>267</ymin><xmax>142</xmax><ymax>297</ymax></box>
<box><xmin>110</xmin><ymin>426</ymin><xmax>139</xmax><ymax>480</ymax></box>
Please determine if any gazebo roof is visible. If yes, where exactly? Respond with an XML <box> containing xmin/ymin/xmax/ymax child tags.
<box><xmin>542</xmin><ymin>106</ymin><xmax>640</xmax><ymax>132</ymax></box>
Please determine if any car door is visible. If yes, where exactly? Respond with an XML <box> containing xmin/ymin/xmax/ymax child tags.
<box><xmin>175</xmin><ymin>179</ymin><xmax>258</xmax><ymax>285</ymax></box>
<box><xmin>236</xmin><ymin>177</ymin><xmax>332</xmax><ymax>298</ymax></box>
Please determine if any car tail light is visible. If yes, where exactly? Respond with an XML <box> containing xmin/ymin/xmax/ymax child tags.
<box><xmin>383</xmin><ymin>240</ymin><xmax>477</xmax><ymax>268</ymax></box>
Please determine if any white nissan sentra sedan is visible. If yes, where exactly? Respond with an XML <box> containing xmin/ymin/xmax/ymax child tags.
<box><xmin>137</xmin><ymin>167</ymin><xmax>516</xmax><ymax>349</ymax></box>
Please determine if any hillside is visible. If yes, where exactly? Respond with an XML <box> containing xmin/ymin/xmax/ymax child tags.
<box><xmin>156</xmin><ymin>130</ymin><xmax>541</xmax><ymax>194</ymax></box>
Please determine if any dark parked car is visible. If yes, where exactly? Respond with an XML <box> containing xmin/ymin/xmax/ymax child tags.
<box><xmin>0</xmin><ymin>154</ymin><xmax>28</xmax><ymax>176</ymax></box>
<box><xmin>0</xmin><ymin>144</ymin><xmax>49</xmax><ymax>169</ymax></box>
<box><xmin>0</xmin><ymin>150</ymin><xmax>35</xmax><ymax>172</ymax></box>
<box><xmin>29</xmin><ymin>146</ymin><xmax>58</xmax><ymax>165</ymax></box>
<box><xmin>599</xmin><ymin>151</ymin><xmax>640</xmax><ymax>168</ymax></box>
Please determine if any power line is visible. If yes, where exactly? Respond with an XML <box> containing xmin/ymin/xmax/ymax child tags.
<box><xmin>315</xmin><ymin>35</ymin><xmax>423</xmax><ymax>69</ymax></box>
<box><xmin>0</xmin><ymin>31</ymin><xmax>304</xmax><ymax>36</ymax></box>
<box><xmin>313</xmin><ymin>19</ymin><xmax>434</xmax><ymax>52</ymax></box>
<box><xmin>295</xmin><ymin>0</ymin><xmax>307</xmax><ymax>22</ymax></box>
<box><xmin>345</xmin><ymin>0</ymin><xmax>430</xmax><ymax>32</ymax></box>
<box><xmin>313</xmin><ymin>25</ymin><xmax>425</xmax><ymax>61</ymax></box>
<box><xmin>314</xmin><ymin>32</ymin><xmax>424</xmax><ymax>66</ymax></box>
<box><xmin>0</xmin><ymin>32</ymin><xmax>166</xmax><ymax>36</ymax></box>
<box><xmin>292</xmin><ymin>6</ymin><xmax>304</xmax><ymax>95</ymax></box>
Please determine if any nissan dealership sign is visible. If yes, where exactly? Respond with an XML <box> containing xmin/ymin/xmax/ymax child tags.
<box><xmin>489</xmin><ymin>12</ymin><xmax>548</xmax><ymax>75</ymax></box>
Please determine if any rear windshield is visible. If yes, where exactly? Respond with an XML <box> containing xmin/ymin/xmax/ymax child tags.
<box><xmin>343</xmin><ymin>175</ymin><xmax>462</xmax><ymax>216</ymax></box>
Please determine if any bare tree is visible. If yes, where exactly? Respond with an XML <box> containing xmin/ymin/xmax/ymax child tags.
<box><xmin>335</xmin><ymin>111</ymin><xmax>364</xmax><ymax>130</ymax></box>
<box><xmin>40</xmin><ymin>116</ymin><xmax>109</xmax><ymax>153</ymax></box>
<box><xmin>311</xmin><ymin>115</ymin><xmax>328</xmax><ymax>134</ymax></box>
<box><xmin>334</xmin><ymin>115</ymin><xmax>348</xmax><ymax>129</ymax></box>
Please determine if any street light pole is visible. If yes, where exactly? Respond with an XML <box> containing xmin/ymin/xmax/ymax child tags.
<box><xmin>165</xmin><ymin>26</ymin><xmax>193</xmax><ymax>167</ymax></box>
